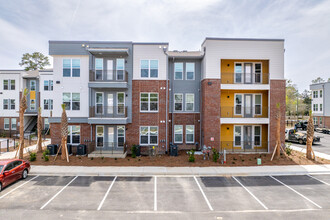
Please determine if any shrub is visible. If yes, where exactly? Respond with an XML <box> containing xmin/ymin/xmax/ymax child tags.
<box><xmin>101</xmin><ymin>156</ymin><xmax>104</xmax><ymax>160</ymax></box>
<box><xmin>29</xmin><ymin>152</ymin><xmax>37</xmax><ymax>161</ymax></box>
<box><xmin>285</xmin><ymin>145</ymin><xmax>293</xmax><ymax>156</ymax></box>
<box><xmin>188</xmin><ymin>150</ymin><xmax>195</xmax><ymax>162</ymax></box>
<box><xmin>115</xmin><ymin>158</ymin><xmax>117</xmax><ymax>160</ymax></box>
<box><xmin>212</xmin><ymin>148</ymin><xmax>219</xmax><ymax>163</ymax></box>
<box><xmin>131</xmin><ymin>145</ymin><xmax>137</xmax><ymax>158</ymax></box>
<box><xmin>91</xmin><ymin>157</ymin><xmax>94</xmax><ymax>160</ymax></box>
<box><xmin>42</xmin><ymin>149</ymin><xmax>50</xmax><ymax>162</ymax></box>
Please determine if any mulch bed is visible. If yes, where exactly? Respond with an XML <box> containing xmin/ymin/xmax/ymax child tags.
<box><xmin>25</xmin><ymin>150</ymin><xmax>330</xmax><ymax>167</ymax></box>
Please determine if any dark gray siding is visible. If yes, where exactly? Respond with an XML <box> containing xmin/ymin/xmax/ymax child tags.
<box><xmin>26</xmin><ymin>78</ymin><xmax>39</xmax><ymax>113</ymax></box>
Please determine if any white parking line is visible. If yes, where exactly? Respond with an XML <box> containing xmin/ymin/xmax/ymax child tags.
<box><xmin>194</xmin><ymin>176</ymin><xmax>213</xmax><ymax>211</ymax></box>
<box><xmin>232</xmin><ymin>176</ymin><xmax>268</xmax><ymax>210</ymax></box>
<box><xmin>0</xmin><ymin>175</ymin><xmax>39</xmax><ymax>199</ymax></box>
<box><xmin>269</xmin><ymin>175</ymin><xmax>322</xmax><ymax>209</ymax></box>
<box><xmin>40</xmin><ymin>176</ymin><xmax>78</xmax><ymax>210</ymax></box>
<box><xmin>307</xmin><ymin>174</ymin><xmax>330</xmax><ymax>186</ymax></box>
<box><xmin>154</xmin><ymin>176</ymin><xmax>157</xmax><ymax>211</ymax></box>
<box><xmin>97</xmin><ymin>176</ymin><xmax>117</xmax><ymax>211</ymax></box>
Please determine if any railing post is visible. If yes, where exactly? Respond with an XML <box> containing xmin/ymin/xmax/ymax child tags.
<box><xmin>7</xmin><ymin>139</ymin><xmax>9</xmax><ymax>152</ymax></box>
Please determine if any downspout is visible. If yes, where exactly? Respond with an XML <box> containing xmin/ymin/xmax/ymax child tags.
<box><xmin>163</xmin><ymin>48</ymin><xmax>169</xmax><ymax>153</ymax></box>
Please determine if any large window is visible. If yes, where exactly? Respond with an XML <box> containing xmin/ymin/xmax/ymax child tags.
<box><xmin>320</xmin><ymin>104</ymin><xmax>323</xmax><ymax>111</ymax></box>
<box><xmin>254</xmin><ymin>126</ymin><xmax>261</xmax><ymax>146</ymax></box>
<box><xmin>44</xmin><ymin>118</ymin><xmax>49</xmax><ymax>131</ymax></box>
<box><xmin>117</xmin><ymin>126</ymin><xmax>125</xmax><ymax>147</ymax></box>
<box><xmin>254</xmin><ymin>63</ymin><xmax>262</xmax><ymax>83</ymax></box>
<box><xmin>186</xmin><ymin>125</ymin><xmax>194</xmax><ymax>144</ymax></box>
<box><xmin>3</xmin><ymin>80</ymin><xmax>15</xmax><ymax>90</ymax></box>
<box><xmin>313</xmin><ymin>117</ymin><xmax>317</xmax><ymax>125</ymax></box>
<box><xmin>313</xmin><ymin>104</ymin><xmax>318</xmax><ymax>112</ymax></box>
<box><xmin>44</xmin><ymin>80</ymin><xmax>53</xmax><ymax>91</ymax></box>
<box><xmin>30</xmin><ymin>80</ymin><xmax>36</xmax><ymax>91</ymax></box>
<box><xmin>234</xmin><ymin>63</ymin><xmax>242</xmax><ymax>83</ymax></box>
<box><xmin>140</xmin><ymin>60</ymin><xmax>158</xmax><ymax>78</ymax></box>
<box><xmin>140</xmin><ymin>93</ymin><xmax>158</xmax><ymax>112</ymax></box>
<box><xmin>95</xmin><ymin>92</ymin><xmax>103</xmax><ymax>114</ymax></box>
<box><xmin>186</xmin><ymin>63</ymin><xmax>195</xmax><ymax>80</ymax></box>
<box><xmin>235</xmin><ymin>94</ymin><xmax>242</xmax><ymax>115</ymax></box>
<box><xmin>140</xmin><ymin>126</ymin><xmax>158</xmax><ymax>145</ymax></box>
<box><xmin>95</xmin><ymin>58</ymin><xmax>103</xmax><ymax>80</ymax></box>
<box><xmin>67</xmin><ymin>126</ymin><xmax>80</xmax><ymax>144</ymax></box>
<box><xmin>174</xmin><ymin>125</ymin><xmax>183</xmax><ymax>143</ymax></box>
<box><xmin>44</xmin><ymin>99</ymin><xmax>53</xmax><ymax>110</ymax></box>
<box><xmin>185</xmin><ymin>94</ymin><xmax>194</xmax><ymax>111</ymax></box>
<box><xmin>117</xmin><ymin>92</ymin><xmax>125</xmax><ymax>114</ymax></box>
<box><xmin>254</xmin><ymin>94</ymin><xmax>262</xmax><ymax>115</ymax></box>
<box><xmin>72</xmin><ymin>93</ymin><xmax>80</xmax><ymax>110</ymax></box>
<box><xmin>234</xmin><ymin>126</ymin><xmax>242</xmax><ymax>146</ymax></box>
<box><xmin>4</xmin><ymin>118</ymin><xmax>9</xmax><ymax>130</ymax></box>
<box><xmin>174</xmin><ymin>63</ymin><xmax>183</xmax><ymax>80</ymax></box>
<box><xmin>313</xmin><ymin>91</ymin><xmax>318</xmax><ymax>98</ymax></box>
<box><xmin>63</xmin><ymin>59</ymin><xmax>80</xmax><ymax>77</ymax></box>
<box><xmin>320</xmin><ymin>90</ymin><xmax>323</xmax><ymax>98</ymax></box>
<box><xmin>174</xmin><ymin>94</ymin><xmax>183</xmax><ymax>111</ymax></box>
<box><xmin>3</xmin><ymin>99</ymin><xmax>15</xmax><ymax>110</ymax></box>
<box><xmin>116</xmin><ymin>58</ymin><xmax>125</xmax><ymax>80</ymax></box>
<box><xmin>63</xmin><ymin>93</ymin><xmax>80</xmax><ymax>111</ymax></box>
<box><xmin>11</xmin><ymin>118</ymin><xmax>17</xmax><ymax>130</ymax></box>
<box><xmin>96</xmin><ymin>126</ymin><xmax>104</xmax><ymax>147</ymax></box>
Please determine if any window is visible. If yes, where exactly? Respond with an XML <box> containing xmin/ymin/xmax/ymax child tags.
<box><xmin>10</xmin><ymin>100</ymin><xmax>15</xmax><ymax>110</ymax></box>
<box><xmin>96</xmin><ymin>126</ymin><xmax>104</xmax><ymax>147</ymax></box>
<box><xmin>313</xmin><ymin>91</ymin><xmax>318</xmax><ymax>98</ymax></box>
<box><xmin>11</xmin><ymin>118</ymin><xmax>16</xmax><ymax>130</ymax></box>
<box><xmin>186</xmin><ymin>63</ymin><xmax>195</xmax><ymax>80</ymax></box>
<box><xmin>313</xmin><ymin>117</ymin><xmax>317</xmax><ymax>125</ymax></box>
<box><xmin>313</xmin><ymin>104</ymin><xmax>318</xmax><ymax>112</ymax></box>
<box><xmin>140</xmin><ymin>126</ymin><xmax>158</xmax><ymax>145</ymax></box>
<box><xmin>174</xmin><ymin>63</ymin><xmax>183</xmax><ymax>80</ymax></box>
<box><xmin>320</xmin><ymin>90</ymin><xmax>323</xmax><ymax>98</ymax></box>
<box><xmin>30</xmin><ymin>99</ymin><xmax>36</xmax><ymax>110</ymax></box>
<box><xmin>254</xmin><ymin>126</ymin><xmax>261</xmax><ymax>146</ymax></box>
<box><xmin>30</xmin><ymin>80</ymin><xmax>36</xmax><ymax>91</ymax></box>
<box><xmin>3</xmin><ymin>80</ymin><xmax>15</xmax><ymax>90</ymax></box>
<box><xmin>320</xmin><ymin>117</ymin><xmax>323</xmax><ymax>125</ymax></box>
<box><xmin>62</xmin><ymin>93</ymin><xmax>80</xmax><ymax>111</ymax></box>
<box><xmin>10</xmin><ymin>80</ymin><xmax>15</xmax><ymax>90</ymax></box>
<box><xmin>174</xmin><ymin>94</ymin><xmax>183</xmax><ymax>111</ymax></box>
<box><xmin>96</xmin><ymin>92</ymin><xmax>103</xmax><ymax>114</ymax></box>
<box><xmin>185</xmin><ymin>94</ymin><xmax>194</xmax><ymax>111</ymax></box>
<box><xmin>63</xmin><ymin>93</ymin><xmax>71</xmax><ymax>110</ymax></box>
<box><xmin>3</xmin><ymin>99</ymin><xmax>8</xmax><ymax>109</ymax></box>
<box><xmin>235</xmin><ymin>63</ymin><xmax>242</xmax><ymax>83</ymax></box>
<box><xmin>72</xmin><ymin>93</ymin><xmax>80</xmax><ymax>110</ymax></box>
<box><xmin>140</xmin><ymin>93</ymin><xmax>158</xmax><ymax>112</ymax></box>
<box><xmin>116</xmin><ymin>58</ymin><xmax>125</xmax><ymax>80</ymax></box>
<box><xmin>95</xmin><ymin>58</ymin><xmax>103</xmax><ymax>80</ymax></box>
<box><xmin>117</xmin><ymin>126</ymin><xmax>125</xmax><ymax>147</ymax></box>
<box><xmin>44</xmin><ymin>118</ymin><xmax>49</xmax><ymax>130</ymax></box>
<box><xmin>44</xmin><ymin>80</ymin><xmax>53</xmax><ymax>91</ymax></box>
<box><xmin>140</xmin><ymin>60</ymin><xmax>158</xmax><ymax>78</ymax></box>
<box><xmin>235</xmin><ymin>94</ymin><xmax>242</xmax><ymax>115</ymax></box>
<box><xmin>186</xmin><ymin>125</ymin><xmax>194</xmax><ymax>144</ymax></box>
<box><xmin>255</xmin><ymin>94</ymin><xmax>262</xmax><ymax>115</ymax></box>
<box><xmin>63</xmin><ymin>59</ymin><xmax>80</xmax><ymax>77</ymax></box>
<box><xmin>254</xmin><ymin>63</ymin><xmax>262</xmax><ymax>83</ymax></box>
<box><xmin>67</xmin><ymin>126</ymin><xmax>80</xmax><ymax>144</ymax></box>
<box><xmin>3</xmin><ymin>99</ymin><xmax>15</xmax><ymax>110</ymax></box>
<box><xmin>4</xmin><ymin>118</ymin><xmax>9</xmax><ymax>130</ymax></box>
<box><xmin>234</xmin><ymin>126</ymin><xmax>242</xmax><ymax>146</ymax></box>
<box><xmin>174</xmin><ymin>125</ymin><xmax>183</xmax><ymax>143</ymax></box>
<box><xmin>320</xmin><ymin>104</ymin><xmax>323</xmax><ymax>111</ymax></box>
<box><xmin>3</xmin><ymin>80</ymin><xmax>8</xmax><ymax>90</ymax></box>
<box><xmin>117</xmin><ymin>92</ymin><xmax>125</xmax><ymax>114</ymax></box>
<box><xmin>44</xmin><ymin>99</ymin><xmax>53</xmax><ymax>110</ymax></box>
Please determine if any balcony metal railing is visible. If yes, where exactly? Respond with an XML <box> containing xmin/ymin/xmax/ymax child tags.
<box><xmin>221</xmin><ymin>72</ymin><xmax>269</xmax><ymax>84</ymax></box>
<box><xmin>89</xmin><ymin>106</ymin><xmax>127</xmax><ymax>118</ymax></box>
<box><xmin>221</xmin><ymin>106</ymin><xmax>269</xmax><ymax>118</ymax></box>
<box><xmin>85</xmin><ymin>141</ymin><xmax>126</xmax><ymax>155</ymax></box>
<box><xmin>89</xmin><ymin>70</ymin><xmax>128</xmax><ymax>82</ymax></box>
<box><xmin>220</xmin><ymin>141</ymin><xmax>269</xmax><ymax>153</ymax></box>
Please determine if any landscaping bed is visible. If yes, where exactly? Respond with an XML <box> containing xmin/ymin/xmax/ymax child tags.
<box><xmin>25</xmin><ymin>150</ymin><xmax>330</xmax><ymax>167</ymax></box>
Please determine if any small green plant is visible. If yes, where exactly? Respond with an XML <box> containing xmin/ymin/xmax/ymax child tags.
<box><xmin>131</xmin><ymin>145</ymin><xmax>137</xmax><ymax>158</ymax></box>
<box><xmin>138</xmin><ymin>158</ymin><xmax>141</xmax><ymax>161</ymax></box>
<box><xmin>91</xmin><ymin>157</ymin><xmax>94</xmax><ymax>160</ymax></box>
<box><xmin>29</xmin><ymin>152</ymin><xmax>37</xmax><ymax>161</ymax></box>
<box><xmin>101</xmin><ymin>156</ymin><xmax>104</xmax><ymax>160</ymax></box>
<box><xmin>285</xmin><ymin>145</ymin><xmax>293</xmax><ymax>156</ymax></box>
<box><xmin>42</xmin><ymin>149</ymin><xmax>50</xmax><ymax>162</ymax></box>
<box><xmin>188</xmin><ymin>150</ymin><xmax>195</xmax><ymax>162</ymax></box>
<box><xmin>212</xmin><ymin>148</ymin><xmax>219</xmax><ymax>163</ymax></box>
<box><xmin>127</xmin><ymin>158</ymin><xmax>130</xmax><ymax>161</ymax></box>
<box><xmin>115</xmin><ymin>158</ymin><xmax>117</xmax><ymax>160</ymax></box>
<box><xmin>78</xmin><ymin>156</ymin><xmax>81</xmax><ymax>160</ymax></box>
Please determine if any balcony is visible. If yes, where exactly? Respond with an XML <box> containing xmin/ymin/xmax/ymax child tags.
<box><xmin>220</xmin><ymin>106</ymin><xmax>269</xmax><ymax>124</ymax></box>
<box><xmin>220</xmin><ymin>141</ymin><xmax>268</xmax><ymax>153</ymax></box>
<box><xmin>88</xmin><ymin>70</ymin><xmax>128</xmax><ymax>89</ymax></box>
<box><xmin>221</xmin><ymin>72</ymin><xmax>270</xmax><ymax>90</ymax></box>
<box><xmin>88</xmin><ymin>106</ymin><xmax>128</xmax><ymax>124</ymax></box>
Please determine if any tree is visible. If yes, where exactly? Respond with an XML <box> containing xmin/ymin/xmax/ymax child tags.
<box><xmin>19</xmin><ymin>52</ymin><xmax>50</xmax><ymax>71</ymax></box>
<box><xmin>55</xmin><ymin>104</ymin><xmax>69</xmax><ymax>162</ymax></box>
<box><xmin>311</xmin><ymin>77</ymin><xmax>325</xmax><ymax>84</ymax></box>
<box><xmin>328</xmin><ymin>78</ymin><xmax>330</xmax><ymax>82</ymax></box>
<box><xmin>286</xmin><ymin>80</ymin><xmax>299</xmax><ymax>116</ymax></box>
<box><xmin>36</xmin><ymin>107</ymin><xmax>43</xmax><ymax>153</ymax></box>
<box><xmin>16</xmin><ymin>89</ymin><xmax>28</xmax><ymax>159</ymax></box>
<box><xmin>301</xmin><ymin>90</ymin><xmax>312</xmax><ymax>116</ymax></box>
<box><xmin>306</xmin><ymin>111</ymin><xmax>315</xmax><ymax>160</ymax></box>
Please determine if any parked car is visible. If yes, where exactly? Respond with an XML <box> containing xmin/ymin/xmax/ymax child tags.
<box><xmin>0</xmin><ymin>159</ymin><xmax>30</xmax><ymax>192</ymax></box>
<box><xmin>316</xmin><ymin>127</ymin><xmax>330</xmax><ymax>134</ymax></box>
<box><xmin>285</xmin><ymin>128</ymin><xmax>321</xmax><ymax>145</ymax></box>
<box><xmin>294</xmin><ymin>121</ymin><xmax>308</xmax><ymax>131</ymax></box>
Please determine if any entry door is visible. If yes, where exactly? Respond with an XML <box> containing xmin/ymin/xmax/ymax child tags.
<box><xmin>243</xmin><ymin>126</ymin><xmax>252</xmax><ymax>150</ymax></box>
<box><xmin>244</xmin><ymin>63</ymin><xmax>252</xmax><ymax>84</ymax></box>
<box><xmin>107</xmin><ymin>60</ymin><xmax>113</xmax><ymax>80</ymax></box>
<box><xmin>107</xmin><ymin>94</ymin><xmax>114</xmax><ymax>115</ymax></box>
<box><xmin>244</xmin><ymin>94</ymin><xmax>253</xmax><ymax>117</ymax></box>
<box><xmin>108</xmin><ymin>127</ymin><xmax>115</xmax><ymax>150</ymax></box>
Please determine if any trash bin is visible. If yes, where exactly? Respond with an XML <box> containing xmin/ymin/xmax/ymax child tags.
<box><xmin>67</xmin><ymin>144</ymin><xmax>72</xmax><ymax>155</ymax></box>
<box><xmin>76</xmin><ymin>144</ymin><xmax>87</xmax><ymax>155</ymax></box>
<box><xmin>136</xmin><ymin>145</ymin><xmax>141</xmax><ymax>157</ymax></box>
<box><xmin>170</xmin><ymin>145</ymin><xmax>178</xmax><ymax>156</ymax></box>
<box><xmin>47</xmin><ymin>144</ymin><xmax>58</xmax><ymax>155</ymax></box>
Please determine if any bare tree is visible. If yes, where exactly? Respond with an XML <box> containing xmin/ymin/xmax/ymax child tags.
<box><xmin>17</xmin><ymin>89</ymin><xmax>28</xmax><ymax>159</ymax></box>
<box><xmin>36</xmin><ymin>107</ymin><xmax>43</xmax><ymax>153</ymax></box>
<box><xmin>306</xmin><ymin>111</ymin><xmax>315</xmax><ymax>160</ymax></box>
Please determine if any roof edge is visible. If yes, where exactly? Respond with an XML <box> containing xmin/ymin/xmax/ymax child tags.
<box><xmin>202</xmin><ymin>37</ymin><xmax>285</xmax><ymax>46</ymax></box>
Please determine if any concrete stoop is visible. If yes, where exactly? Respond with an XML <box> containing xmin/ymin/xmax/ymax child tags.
<box><xmin>88</xmin><ymin>151</ymin><xmax>127</xmax><ymax>158</ymax></box>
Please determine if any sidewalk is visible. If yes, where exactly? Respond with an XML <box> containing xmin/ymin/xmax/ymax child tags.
<box><xmin>30</xmin><ymin>164</ymin><xmax>330</xmax><ymax>176</ymax></box>
<box><xmin>290</xmin><ymin>144</ymin><xmax>330</xmax><ymax>161</ymax></box>
<box><xmin>0</xmin><ymin>139</ymin><xmax>51</xmax><ymax>160</ymax></box>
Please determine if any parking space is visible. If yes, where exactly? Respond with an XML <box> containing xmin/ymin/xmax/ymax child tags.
<box><xmin>0</xmin><ymin>174</ymin><xmax>329</xmax><ymax>215</ymax></box>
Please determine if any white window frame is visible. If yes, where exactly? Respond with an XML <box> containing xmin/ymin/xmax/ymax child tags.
<box><xmin>67</xmin><ymin>125</ymin><xmax>81</xmax><ymax>145</ymax></box>
<box><xmin>254</xmin><ymin>62</ymin><xmax>263</xmax><ymax>83</ymax></box>
<box><xmin>140</xmin><ymin>59</ymin><xmax>159</xmax><ymax>78</ymax></box>
<box><xmin>253</xmin><ymin>94</ymin><xmax>262</xmax><ymax>115</ymax></box>
<box><xmin>174</xmin><ymin>125</ymin><xmax>183</xmax><ymax>144</ymax></box>
<box><xmin>116</xmin><ymin>58</ymin><xmax>125</xmax><ymax>80</ymax></box>
<box><xmin>174</xmin><ymin>62</ymin><xmax>183</xmax><ymax>80</ymax></box>
<box><xmin>96</xmin><ymin>125</ymin><xmax>104</xmax><ymax>148</ymax></box>
<box><xmin>185</xmin><ymin>93</ymin><xmax>194</xmax><ymax>111</ymax></box>
<box><xmin>320</xmin><ymin>104</ymin><xmax>323</xmax><ymax>111</ymax></box>
<box><xmin>11</xmin><ymin>118</ymin><xmax>17</xmax><ymax>130</ymax></box>
<box><xmin>3</xmin><ymin>80</ymin><xmax>9</xmax><ymax>90</ymax></box>
<box><xmin>234</xmin><ymin>125</ymin><xmax>242</xmax><ymax>147</ymax></box>
<box><xmin>30</xmin><ymin>80</ymin><xmax>36</xmax><ymax>91</ymax></box>
<box><xmin>30</xmin><ymin>99</ymin><xmax>36</xmax><ymax>110</ymax></box>
<box><xmin>174</xmin><ymin>93</ymin><xmax>183</xmax><ymax>111</ymax></box>
<box><xmin>185</xmin><ymin>63</ymin><xmax>195</xmax><ymax>80</ymax></box>
<box><xmin>3</xmin><ymin>99</ymin><xmax>9</xmax><ymax>110</ymax></box>
<box><xmin>117</xmin><ymin>92</ymin><xmax>125</xmax><ymax>114</ymax></box>
<box><xmin>234</xmin><ymin>62</ymin><xmax>243</xmax><ymax>84</ymax></box>
<box><xmin>95</xmin><ymin>58</ymin><xmax>104</xmax><ymax>80</ymax></box>
<box><xmin>320</xmin><ymin>90</ymin><xmax>323</xmax><ymax>98</ymax></box>
<box><xmin>139</xmin><ymin>126</ymin><xmax>158</xmax><ymax>146</ymax></box>
<box><xmin>117</xmin><ymin>126</ymin><xmax>125</xmax><ymax>148</ymax></box>
<box><xmin>253</xmin><ymin>125</ymin><xmax>262</xmax><ymax>147</ymax></box>
<box><xmin>95</xmin><ymin>92</ymin><xmax>104</xmax><ymax>115</ymax></box>
<box><xmin>234</xmin><ymin>93</ymin><xmax>243</xmax><ymax>115</ymax></box>
<box><xmin>4</xmin><ymin>118</ymin><xmax>9</xmax><ymax>130</ymax></box>
<box><xmin>313</xmin><ymin>117</ymin><xmax>317</xmax><ymax>125</ymax></box>
<box><xmin>320</xmin><ymin>117</ymin><xmax>323</xmax><ymax>125</ymax></box>
<box><xmin>185</xmin><ymin>125</ymin><xmax>195</xmax><ymax>144</ymax></box>
<box><xmin>44</xmin><ymin>118</ymin><xmax>49</xmax><ymax>131</ymax></box>
<box><xmin>140</xmin><ymin>92</ymin><xmax>159</xmax><ymax>112</ymax></box>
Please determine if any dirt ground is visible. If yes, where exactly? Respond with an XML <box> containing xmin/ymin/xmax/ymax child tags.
<box><xmin>26</xmin><ymin>150</ymin><xmax>330</xmax><ymax>167</ymax></box>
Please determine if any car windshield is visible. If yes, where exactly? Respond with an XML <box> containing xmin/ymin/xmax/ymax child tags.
<box><xmin>0</xmin><ymin>165</ymin><xmax>3</xmax><ymax>173</ymax></box>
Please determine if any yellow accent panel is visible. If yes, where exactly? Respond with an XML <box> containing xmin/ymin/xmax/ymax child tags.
<box><xmin>221</xmin><ymin>59</ymin><xmax>269</xmax><ymax>84</ymax></box>
<box><xmin>220</xmin><ymin>90</ymin><xmax>268</xmax><ymax>118</ymax></box>
<box><xmin>30</xmin><ymin>91</ymin><xmax>36</xmax><ymax>100</ymax></box>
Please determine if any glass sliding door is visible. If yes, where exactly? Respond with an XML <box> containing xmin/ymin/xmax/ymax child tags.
<box><xmin>243</xmin><ymin>126</ymin><xmax>252</xmax><ymax>150</ymax></box>
<box><xmin>244</xmin><ymin>63</ymin><xmax>252</xmax><ymax>84</ymax></box>
<box><xmin>96</xmin><ymin>92</ymin><xmax>103</xmax><ymax>115</ymax></box>
<box><xmin>107</xmin><ymin>60</ymin><xmax>113</xmax><ymax>80</ymax></box>
<box><xmin>96</xmin><ymin>126</ymin><xmax>104</xmax><ymax>148</ymax></box>
<box><xmin>107</xmin><ymin>93</ymin><xmax>114</xmax><ymax>114</ymax></box>
<box><xmin>108</xmin><ymin>127</ymin><xmax>114</xmax><ymax>150</ymax></box>
<box><xmin>244</xmin><ymin>94</ymin><xmax>252</xmax><ymax>117</ymax></box>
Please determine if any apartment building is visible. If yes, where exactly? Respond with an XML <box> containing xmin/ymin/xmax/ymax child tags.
<box><xmin>310</xmin><ymin>82</ymin><xmax>330</xmax><ymax>128</ymax></box>
<box><xmin>0</xmin><ymin>37</ymin><xmax>285</xmax><ymax>154</ymax></box>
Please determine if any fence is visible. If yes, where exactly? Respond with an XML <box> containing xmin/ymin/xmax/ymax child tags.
<box><xmin>219</xmin><ymin>141</ymin><xmax>269</xmax><ymax>153</ymax></box>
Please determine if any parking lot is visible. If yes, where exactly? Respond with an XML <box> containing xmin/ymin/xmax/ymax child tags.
<box><xmin>1</xmin><ymin>174</ymin><xmax>330</xmax><ymax>219</ymax></box>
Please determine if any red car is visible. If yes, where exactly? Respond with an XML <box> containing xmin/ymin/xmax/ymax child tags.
<box><xmin>0</xmin><ymin>159</ymin><xmax>30</xmax><ymax>192</ymax></box>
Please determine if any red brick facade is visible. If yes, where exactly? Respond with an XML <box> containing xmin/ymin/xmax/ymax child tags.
<box><xmin>201</xmin><ymin>79</ymin><xmax>221</xmax><ymax>150</ymax></box>
<box><xmin>269</xmin><ymin>79</ymin><xmax>286</xmax><ymax>152</ymax></box>
<box><xmin>50</xmin><ymin>123</ymin><xmax>91</xmax><ymax>145</ymax></box>
<box><xmin>315</xmin><ymin>116</ymin><xmax>330</xmax><ymax>128</ymax></box>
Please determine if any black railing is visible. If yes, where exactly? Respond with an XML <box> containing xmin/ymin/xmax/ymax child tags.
<box><xmin>220</xmin><ymin>141</ymin><xmax>269</xmax><ymax>153</ymax></box>
<box><xmin>89</xmin><ymin>70</ymin><xmax>128</xmax><ymax>82</ymax></box>
<box><xmin>86</xmin><ymin>141</ymin><xmax>126</xmax><ymax>155</ymax></box>
<box><xmin>221</xmin><ymin>72</ymin><xmax>269</xmax><ymax>84</ymax></box>
<box><xmin>221</xmin><ymin>107</ymin><xmax>269</xmax><ymax>118</ymax></box>
<box><xmin>89</xmin><ymin>106</ymin><xmax>127</xmax><ymax>118</ymax></box>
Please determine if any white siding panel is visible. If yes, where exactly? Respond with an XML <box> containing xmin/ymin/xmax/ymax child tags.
<box><xmin>0</xmin><ymin>72</ymin><xmax>22</xmax><ymax>117</ymax></box>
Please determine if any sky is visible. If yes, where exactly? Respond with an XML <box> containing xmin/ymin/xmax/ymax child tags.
<box><xmin>0</xmin><ymin>0</ymin><xmax>329</xmax><ymax>92</ymax></box>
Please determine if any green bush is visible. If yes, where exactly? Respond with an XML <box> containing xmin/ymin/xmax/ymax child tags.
<box><xmin>212</xmin><ymin>148</ymin><xmax>219</xmax><ymax>163</ymax></box>
<box><xmin>42</xmin><ymin>149</ymin><xmax>50</xmax><ymax>162</ymax></box>
<box><xmin>29</xmin><ymin>152</ymin><xmax>37</xmax><ymax>161</ymax></box>
<box><xmin>285</xmin><ymin>145</ymin><xmax>293</xmax><ymax>156</ymax></box>
<box><xmin>131</xmin><ymin>145</ymin><xmax>137</xmax><ymax>158</ymax></box>
<box><xmin>188</xmin><ymin>150</ymin><xmax>195</xmax><ymax>162</ymax></box>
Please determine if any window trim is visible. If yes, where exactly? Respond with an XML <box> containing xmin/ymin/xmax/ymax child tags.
<box><xmin>174</xmin><ymin>125</ymin><xmax>183</xmax><ymax>144</ymax></box>
<box><xmin>117</xmin><ymin>92</ymin><xmax>125</xmax><ymax>114</ymax></box>
<box><xmin>253</xmin><ymin>94</ymin><xmax>262</xmax><ymax>115</ymax></box>
<box><xmin>139</xmin><ymin>126</ymin><xmax>158</xmax><ymax>146</ymax></box>
<box><xmin>95</xmin><ymin>92</ymin><xmax>104</xmax><ymax>115</ymax></box>
<box><xmin>253</xmin><ymin>125</ymin><xmax>262</xmax><ymax>147</ymax></box>
<box><xmin>117</xmin><ymin>126</ymin><xmax>125</xmax><ymax>148</ymax></box>
<box><xmin>30</xmin><ymin>80</ymin><xmax>36</xmax><ymax>91</ymax></box>
<box><xmin>11</xmin><ymin>118</ymin><xmax>17</xmax><ymax>130</ymax></box>
<box><xmin>4</xmin><ymin>118</ymin><xmax>10</xmax><ymax>130</ymax></box>
<box><xmin>116</xmin><ymin>58</ymin><xmax>125</xmax><ymax>80</ymax></box>
<box><xmin>96</xmin><ymin>125</ymin><xmax>104</xmax><ymax>148</ymax></box>
<box><xmin>234</xmin><ymin>93</ymin><xmax>243</xmax><ymax>115</ymax></box>
<box><xmin>140</xmin><ymin>92</ymin><xmax>159</xmax><ymax>113</ymax></box>
<box><xmin>185</xmin><ymin>125</ymin><xmax>195</xmax><ymax>144</ymax></box>
<box><xmin>67</xmin><ymin>125</ymin><xmax>81</xmax><ymax>145</ymax></box>
<box><xmin>234</xmin><ymin>125</ymin><xmax>242</xmax><ymax>147</ymax></box>
<box><xmin>63</xmin><ymin>58</ymin><xmax>81</xmax><ymax>77</ymax></box>
<box><xmin>30</xmin><ymin>99</ymin><xmax>36</xmax><ymax>110</ymax></box>
<box><xmin>174</xmin><ymin>93</ymin><xmax>183</xmax><ymax>111</ymax></box>
<box><xmin>174</xmin><ymin>62</ymin><xmax>184</xmax><ymax>80</ymax></box>
<box><xmin>140</xmin><ymin>59</ymin><xmax>159</xmax><ymax>78</ymax></box>
<box><xmin>185</xmin><ymin>62</ymin><xmax>195</xmax><ymax>80</ymax></box>
<box><xmin>185</xmin><ymin>93</ymin><xmax>194</xmax><ymax>111</ymax></box>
